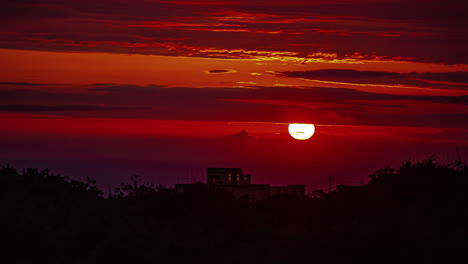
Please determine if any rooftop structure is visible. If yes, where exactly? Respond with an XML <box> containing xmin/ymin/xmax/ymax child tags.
<box><xmin>206</xmin><ymin>168</ymin><xmax>251</xmax><ymax>186</ymax></box>
<box><xmin>176</xmin><ymin>168</ymin><xmax>305</xmax><ymax>201</ymax></box>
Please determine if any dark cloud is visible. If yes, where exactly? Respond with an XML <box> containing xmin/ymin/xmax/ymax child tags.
<box><xmin>0</xmin><ymin>105</ymin><xmax>150</xmax><ymax>112</ymax></box>
<box><xmin>407</xmin><ymin>128</ymin><xmax>468</xmax><ymax>142</ymax></box>
<box><xmin>0</xmin><ymin>82</ymin><xmax>44</xmax><ymax>86</ymax></box>
<box><xmin>281</xmin><ymin>69</ymin><xmax>398</xmax><ymax>78</ymax></box>
<box><xmin>409</xmin><ymin>72</ymin><xmax>468</xmax><ymax>84</ymax></box>
<box><xmin>89</xmin><ymin>83</ymin><xmax>119</xmax><ymax>87</ymax></box>
<box><xmin>205</xmin><ymin>69</ymin><xmax>237</xmax><ymax>74</ymax></box>
<box><xmin>209</xmin><ymin>130</ymin><xmax>256</xmax><ymax>145</ymax></box>
<box><xmin>3</xmin><ymin>83</ymin><xmax>468</xmax><ymax>108</ymax></box>
<box><xmin>1</xmin><ymin>0</ymin><xmax>467</xmax><ymax>63</ymax></box>
<box><xmin>88</xmin><ymin>84</ymin><xmax>166</xmax><ymax>93</ymax></box>
<box><xmin>1</xmin><ymin>83</ymin><xmax>468</xmax><ymax>128</ymax></box>
<box><xmin>277</xmin><ymin>69</ymin><xmax>468</xmax><ymax>89</ymax></box>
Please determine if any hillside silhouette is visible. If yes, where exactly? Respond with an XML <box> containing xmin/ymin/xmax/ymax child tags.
<box><xmin>1</xmin><ymin>157</ymin><xmax>467</xmax><ymax>263</ymax></box>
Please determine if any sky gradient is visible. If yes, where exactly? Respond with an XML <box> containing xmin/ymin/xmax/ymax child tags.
<box><xmin>1</xmin><ymin>0</ymin><xmax>468</xmax><ymax>190</ymax></box>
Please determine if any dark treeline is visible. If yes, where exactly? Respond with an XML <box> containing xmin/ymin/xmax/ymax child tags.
<box><xmin>1</xmin><ymin>157</ymin><xmax>467</xmax><ymax>263</ymax></box>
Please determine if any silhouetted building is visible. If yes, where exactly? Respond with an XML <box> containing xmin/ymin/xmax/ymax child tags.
<box><xmin>207</xmin><ymin>168</ymin><xmax>251</xmax><ymax>185</ymax></box>
<box><xmin>336</xmin><ymin>184</ymin><xmax>361</xmax><ymax>192</ymax></box>
<box><xmin>270</xmin><ymin>185</ymin><xmax>306</xmax><ymax>197</ymax></box>
<box><xmin>176</xmin><ymin>168</ymin><xmax>305</xmax><ymax>201</ymax></box>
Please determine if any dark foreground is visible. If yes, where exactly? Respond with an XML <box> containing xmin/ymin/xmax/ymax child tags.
<box><xmin>1</xmin><ymin>157</ymin><xmax>467</xmax><ymax>263</ymax></box>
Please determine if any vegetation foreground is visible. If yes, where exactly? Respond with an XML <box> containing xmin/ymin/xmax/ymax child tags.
<box><xmin>1</xmin><ymin>157</ymin><xmax>467</xmax><ymax>263</ymax></box>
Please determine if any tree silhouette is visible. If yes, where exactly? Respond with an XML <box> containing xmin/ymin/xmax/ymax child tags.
<box><xmin>1</xmin><ymin>157</ymin><xmax>467</xmax><ymax>263</ymax></box>
<box><xmin>114</xmin><ymin>174</ymin><xmax>157</xmax><ymax>199</ymax></box>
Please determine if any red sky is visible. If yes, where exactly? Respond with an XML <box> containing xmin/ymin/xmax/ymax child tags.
<box><xmin>1</xmin><ymin>0</ymin><xmax>467</xmax><ymax>190</ymax></box>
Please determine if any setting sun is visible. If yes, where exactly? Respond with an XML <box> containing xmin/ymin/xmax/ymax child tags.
<box><xmin>288</xmin><ymin>124</ymin><xmax>315</xmax><ymax>140</ymax></box>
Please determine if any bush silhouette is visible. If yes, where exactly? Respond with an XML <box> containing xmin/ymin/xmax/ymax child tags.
<box><xmin>1</xmin><ymin>157</ymin><xmax>467</xmax><ymax>263</ymax></box>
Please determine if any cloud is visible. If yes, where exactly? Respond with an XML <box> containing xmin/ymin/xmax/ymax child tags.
<box><xmin>88</xmin><ymin>84</ymin><xmax>167</xmax><ymax>93</ymax></box>
<box><xmin>0</xmin><ymin>105</ymin><xmax>150</xmax><ymax>112</ymax></box>
<box><xmin>209</xmin><ymin>130</ymin><xmax>256</xmax><ymax>144</ymax></box>
<box><xmin>1</xmin><ymin>83</ymin><xmax>468</xmax><ymax>128</ymax></box>
<box><xmin>277</xmin><ymin>69</ymin><xmax>468</xmax><ymax>89</ymax></box>
<box><xmin>1</xmin><ymin>1</ymin><xmax>467</xmax><ymax>63</ymax></box>
<box><xmin>407</xmin><ymin>128</ymin><xmax>468</xmax><ymax>143</ymax></box>
<box><xmin>0</xmin><ymin>82</ymin><xmax>44</xmax><ymax>86</ymax></box>
<box><xmin>205</xmin><ymin>69</ymin><xmax>237</xmax><ymax>74</ymax></box>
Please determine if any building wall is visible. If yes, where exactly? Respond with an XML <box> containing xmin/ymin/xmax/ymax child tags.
<box><xmin>218</xmin><ymin>184</ymin><xmax>270</xmax><ymax>202</ymax></box>
<box><xmin>287</xmin><ymin>185</ymin><xmax>306</xmax><ymax>196</ymax></box>
<box><xmin>270</xmin><ymin>185</ymin><xmax>306</xmax><ymax>197</ymax></box>
<box><xmin>270</xmin><ymin>186</ymin><xmax>288</xmax><ymax>196</ymax></box>
<box><xmin>176</xmin><ymin>168</ymin><xmax>305</xmax><ymax>201</ymax></box>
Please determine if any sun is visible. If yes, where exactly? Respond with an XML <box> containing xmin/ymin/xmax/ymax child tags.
<box><xmin>288</xmin><ymin>123</ymin><xmax>315</xmax><ymax>140</ymax></box>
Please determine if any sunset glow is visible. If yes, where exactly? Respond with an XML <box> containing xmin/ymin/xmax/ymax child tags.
<box><xmin>2</xmin><ymin>2</ymin><xmax>467</xmax><ymax>262</ymax></box>
<box><xmin>0</xmin><ymin>0</ymin><xmax>467</xmax><ymax>189</ymax></box>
